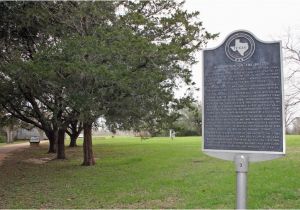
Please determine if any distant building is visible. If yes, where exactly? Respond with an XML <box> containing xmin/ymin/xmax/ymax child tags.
<box><xmin>92</xmin><ymin>127</ymin><xmax>136</xmax><ymax>136</ymax></box>
<box><xmin>0</xmin><ymin>126</ymin><xmax>46</xmax><ymax>143</ymax></box>
<box><xmin>14</xmin><ymin>128</ymin><xmax>46</xmax><ymax>140</ymax></box>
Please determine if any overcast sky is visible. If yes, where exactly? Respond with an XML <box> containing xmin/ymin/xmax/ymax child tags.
<box><xmin>183</xmin><ymin>0</ymin><xmax>300</xmax><ymax>117</ymax></box>
<box><xmin>185</xmin><ymin>0</ymin><xmax>300</xmax><ymax>46</ymax></box>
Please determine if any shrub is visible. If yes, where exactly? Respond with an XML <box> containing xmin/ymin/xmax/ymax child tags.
<box><xmin>175</xmin><ymin>130</ymin><xmax>199</xmax><ymax>137</ymax></box>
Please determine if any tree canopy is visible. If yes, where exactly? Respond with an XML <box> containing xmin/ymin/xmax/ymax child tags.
<box><xmin>0</xmin><ymin>1</ymin><xmax>217</xmax><ymax>165</ymax></box>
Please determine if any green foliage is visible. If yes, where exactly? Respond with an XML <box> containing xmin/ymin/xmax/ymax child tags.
<box><xmin>173</xmin><ymin>102</ymin><xmax>202</xmax><ymax>136</ymax></box>
<box><xmin>0</xmin><ymin>1</ymin><xmax>216</xmax><ymax>141</ymax></box>
<box><xmin>32</xmin><ymin>1</ymin><xmax>215</xmax><ymax>128</ymax></box>
<box><xmin>0</xmin><ymin>134</ymin><xmax>5</xmax><ymax>143</ymax></box>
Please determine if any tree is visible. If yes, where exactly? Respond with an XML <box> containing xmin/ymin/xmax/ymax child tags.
<box><xmin>0</xmin><ymin>2</ymin><xmax>75</xmax><ymax>155</ymax></box>
<box><xmin>285</xmin><ymin>95</ymin><xmax>297</xmax><ymax>131</ymax></box>
<box><xmin>172</xmin><ymin>102</ymin><xmax>202</xmax><ymax>136</ymax></box>
<box><xmin>0</xmin><ymin>110</ymin><xmax>16</xmax><ymax>143</ymax></box>
<box><xmin>292</xmin><ymin>117</ymin><xmax>300</xmax><ymax>134</ymax></box>
<box><xmin>0</xmin><ymin>109</ymin><xmax>37</xmax><ymax>143</ymax></box>
<box><xmin>66</xmin><ymin>119</ymin><xmax>83</xmax><ymax>147</ymax></box>
<box><xmin>0</xmin><ymin>2</ymin><xmax>98</xmax><ymax>158</ymax></box>
<box><xmin>282</xmin><ymin>32</ymin><xmax>300</xmax><ymax>131</ymax></box>
<box><xmin>0</xmin><ymin>1</ymin><xmax>216</xmax><ymax>166</ymax></box>
<box><xmin>0</xmin><ymin>59</ymin><xmax>72</xmax><ymax>158</ymax></box>
<box><xmin>0</xmin><ymin>1</ymin><xmax>119</xmax><ymax>162</ymax></box>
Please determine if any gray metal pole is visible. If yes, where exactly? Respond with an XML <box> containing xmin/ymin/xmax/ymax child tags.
<box><xmin>235</xmin><ymin>155</ymin><xmax>249</xmax><ymax>210</ymax></box>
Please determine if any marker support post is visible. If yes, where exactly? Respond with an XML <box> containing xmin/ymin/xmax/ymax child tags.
<box><xmin>235</xmin><ymin>155</ymin><xmax>248</xmax><ymax>209</ymax></box>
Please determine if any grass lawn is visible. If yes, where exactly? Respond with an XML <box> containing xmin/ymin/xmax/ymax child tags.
<box><xmin>0</xmin><ymin>136</ymin><xmax>299</xmax><ymax>209</ymax></box>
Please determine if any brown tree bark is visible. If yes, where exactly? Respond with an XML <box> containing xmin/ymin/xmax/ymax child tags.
<box><xmin>45</xmin><ymin>129</ymin><xmax>58</xmax><ymax>153</ymax></box>
<box><xmin>57</xmin><ymin>128</ymin><xmax>66</xmax><ymax>159</ymax></box>
<box><xmin>82</xmin><ymin>122</ymin><xmax>95</xmax><ymax>166</ymax></box>
<box><xmin>69</xmin><ymin>135</ymin><xmax>77</xmax><ymax>147</ymax></box>
<box><xmin>66</xmin><ymin>120</ymin><xmax>82</xmax><ymax>147</ymax></box>
<box><xmin>48</xmin><ymin>139</ymin><xmax>56</xmax><ymax>153</ymax></box>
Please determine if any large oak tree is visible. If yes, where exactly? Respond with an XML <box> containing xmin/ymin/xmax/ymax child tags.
<box><xmin>0</xmin><ymin>1</ymin><xmax>217</xmax><ymax>165</ymax></box>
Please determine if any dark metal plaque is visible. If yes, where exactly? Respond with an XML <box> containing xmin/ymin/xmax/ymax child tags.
<box><xmin>203</xmin><ymin>30</ymin><xmax>284</xmax><ymax>154</ymax></box>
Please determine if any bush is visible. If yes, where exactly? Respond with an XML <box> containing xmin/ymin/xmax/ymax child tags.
<box><xmin>175</xmin><ymin>130</ymin><xmax>200</xmax><ymax>137</ymax></box>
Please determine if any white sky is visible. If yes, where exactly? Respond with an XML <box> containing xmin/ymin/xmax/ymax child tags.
<box><xmin>184</xmin><ymin>0</ymin><xmax>300</xmax><ymax>117</ymax></box>
<box><xmin>185</xmin><ymin>0</ymin><xmax>300</xmax><ymax>45</ymax></box>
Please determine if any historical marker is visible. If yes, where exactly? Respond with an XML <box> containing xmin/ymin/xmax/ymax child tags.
<box><xmin>203</xmin><ymin>30</ymin><xmax>285</xmax><ymax>160</ymax></box>
<box><xmin>202</xmin><ymin>30</ymin><xmax>285</xmax><ymax>209</ymax></box>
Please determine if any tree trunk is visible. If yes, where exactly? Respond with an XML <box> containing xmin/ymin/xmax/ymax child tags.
<box><xmin>5</xmin><ymin>127</ymin><xmax>13</xmax><ymax>144</ymax></box>
<box><xmin>48</xmin><ymin>139</ymin><xmax>56</xmax><ymax>153</ymax></box>
<box><xmin>82</xmin><ymin>122</ymin><xmax>95</xmax><ymax>166</ymax></box>
<box><xmin>45</xmin><ymin>129</ymin><xmax>58</xmax><ymax>153</ymax></box>
<box><xmin>69</xmin><ymin>135</ymin><xmax>77</xmax><ymax>147</ymax></box>
<box><xmin>67</xmin><ymin>120</ymin><xmax>82</xmax><ymax>147</ymax></box>
<box><xmin>57</xmin><ymin>128</ymin><xmax>66</xmax><ymax>159</ymax></box>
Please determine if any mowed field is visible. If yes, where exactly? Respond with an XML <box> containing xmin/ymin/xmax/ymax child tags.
<box><xmin>0</xmin><ymin>136</ymin><xmax>299</xmax><ymax>209</ymax></box>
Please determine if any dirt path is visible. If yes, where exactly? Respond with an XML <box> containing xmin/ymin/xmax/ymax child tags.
<box><xmin>0</xmin><ymin>142</ymin><xmax>30</xmax><ymax>166</ymax></box>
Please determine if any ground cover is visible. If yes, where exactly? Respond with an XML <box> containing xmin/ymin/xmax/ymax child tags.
<box><xmin>0</xmin><ymin>136</ymin><xmax>299</xmax><ymax>209</ymax></box>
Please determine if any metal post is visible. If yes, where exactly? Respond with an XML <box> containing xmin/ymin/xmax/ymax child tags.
<box><xmin>235</xmin><ymin>155</ymin><xmax>249</xmax><ymax>210</ymax></box>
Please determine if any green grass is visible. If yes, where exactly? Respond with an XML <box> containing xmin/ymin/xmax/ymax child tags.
<box><xmin>0</xmin><ymin>136</ymin><xmax>299</xmax><ymax>208</ymax></box>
